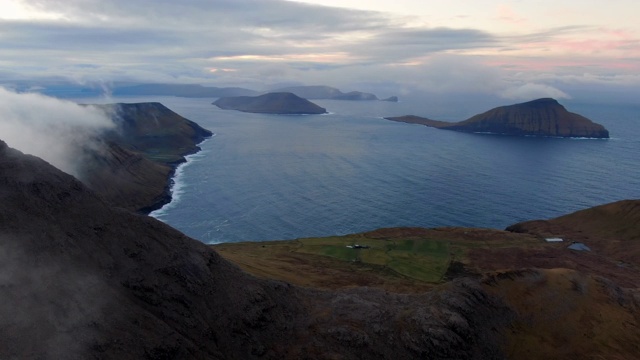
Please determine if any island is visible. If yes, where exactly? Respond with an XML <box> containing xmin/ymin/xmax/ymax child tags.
<box><xmin>213</xmin><ymin>92</ymin><xmax>327</xmax><ymax>114</ymax></box>
<box><xmin>386</xmin><ymin>98</ymin><xmax>610</xmax><ymax>138</ymax></box>
<box><xmin>270</xmin><ymin>85</ymin><xmax>397</xmax><ymax>102</ymax></box>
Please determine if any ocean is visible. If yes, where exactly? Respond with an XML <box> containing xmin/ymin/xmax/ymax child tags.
<box><xmin>79</xmin><ymin>95</ymin><xmax>640</xmax><ymax>244</ymax></box>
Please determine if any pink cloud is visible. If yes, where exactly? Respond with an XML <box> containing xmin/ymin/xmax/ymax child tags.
<box><xmin>495</xmin><ymin>4</ymin><xmax>527</xmax><ymax>25</ymax></box>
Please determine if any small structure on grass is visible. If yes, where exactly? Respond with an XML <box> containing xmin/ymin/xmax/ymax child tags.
<box><xmin>568</xmin><ymin>242</ymin><xmax>591</xmax><ymax>251</ymax></box>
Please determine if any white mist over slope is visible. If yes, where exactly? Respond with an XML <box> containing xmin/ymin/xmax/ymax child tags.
<box><xmin>0</xmin><ymin>87</ymin><xmax>115</xmax><ymax>176</ymax></box>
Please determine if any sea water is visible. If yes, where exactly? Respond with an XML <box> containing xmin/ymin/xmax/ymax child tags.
<box><xmin>80</xmin><ymin>95</ymin><xmax>640</xmax><ymax>244</ymax></box>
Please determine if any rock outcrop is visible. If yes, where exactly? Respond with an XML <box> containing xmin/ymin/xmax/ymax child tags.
<box><xmin>213</xmin><ymin>92</ymin><xmax>327</xmax><ymax>114</ymax></box>
<box><xmin>387</xmin><ymin>98</ymin><xmax>609</xmax><ymax>138</ymax></box>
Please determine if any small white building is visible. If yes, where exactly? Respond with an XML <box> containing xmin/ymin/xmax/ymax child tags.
<box><xmin>545</xmin><ymin>237</ymin><xmax>564</xmax><ymax>242</ymax></box>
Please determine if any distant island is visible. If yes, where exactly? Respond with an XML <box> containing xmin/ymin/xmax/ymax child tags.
<box><xmin>213</xmin><ymin>92</ymin><xmax>327</xmax><ymax>114</ymax></box>
<box><xmin>270</xmin><ymin>85</ymin><xmax>398</xmax><ymax>102</ymax></box>
<box><xmin>386</xmin><ymin>98</ymin><xmax>609</xmax><ymax>138</ymax></box>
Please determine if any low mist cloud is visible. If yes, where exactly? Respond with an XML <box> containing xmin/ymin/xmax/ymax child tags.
<box><xmin>499</xmin><ymin>83</ymin><xmax>571</xmax><ymax>100</ymax></box>
<box><xmin>0</xmin><ymin>87</ymin><xmax>114</xmax><ymax>176</ymax></box>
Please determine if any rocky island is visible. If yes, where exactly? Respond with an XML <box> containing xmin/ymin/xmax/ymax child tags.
<box><xmin>270</xmin><ymin>85</ymin><xmax>397</xmax><ymax>102</ymax></box>
<box><xmin>213</xmin><ymin>92</ymin><xmax>327</xmax><ymax>114</ymax></box>
<box><xmin>387</xmin><ymin>98</ymin><xmax>610</xmax><ymax>138</ymax></box>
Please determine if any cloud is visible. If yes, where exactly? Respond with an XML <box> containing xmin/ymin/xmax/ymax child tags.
<box><xmin>1</xmin><ymin>0</ymin><xmax>638</xmax><ymax>102</ymax></box>
<box><xmin>0</xmin><ymin>0</ymin><xmax>500</xmax><ymax>87</ymax></box>
<box><xmin>0</xmin><ymin>87</ymin><xmax>115</xmax><ymax>176</ymax></box>
<box><xmin>499</xmin><ymin>83</ymin><xmax>571</xmax><ymax>100</ymax></box>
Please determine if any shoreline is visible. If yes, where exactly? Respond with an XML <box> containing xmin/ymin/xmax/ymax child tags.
<box><xmin>143</xmin><ymin>136</ymin><xmax>213</xmax><ymax>216</ymax></box>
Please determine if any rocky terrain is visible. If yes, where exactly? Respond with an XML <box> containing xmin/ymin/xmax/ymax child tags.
<box><xmin>81</xmin><ymin>102</ymin><xmax>212</xmax><ymax>212</ymax></box>
<box><xmin>386</xmin><ymin>98</ymin><xmax>609</xmax><ymax>138</ymax></box>
<box><xmin>213</xmin><ymin>92</ymin><xmax>327</xmax><ymax>114</ymax></box>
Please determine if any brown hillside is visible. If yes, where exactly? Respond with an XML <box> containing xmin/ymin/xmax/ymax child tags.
<box><xmin>483</xmin><ymin>269</ymin><xmax>640</xmax><ymax>360</ymax></box>
<box><xmin>507</xmin><ymin>200</ymin><xmax>640</xmax><ymax>266</ymax></box>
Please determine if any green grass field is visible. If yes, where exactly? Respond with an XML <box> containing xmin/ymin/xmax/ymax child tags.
<box><xmin>297</xmin><ymin>237</ymin><xmax>451</xmax><ymax>282</ymax></box>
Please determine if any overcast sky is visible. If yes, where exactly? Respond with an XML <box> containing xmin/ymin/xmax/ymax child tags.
<box><xmin>2</xmin><ymin>0</ymin><xmax>640</xmax><ymax>100</ymax></box>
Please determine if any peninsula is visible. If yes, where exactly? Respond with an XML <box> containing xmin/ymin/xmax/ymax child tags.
<box><xmin>213</xmin><ymin>92</ymin><xmax>327</xmax><ymax>114</ymax></box>
<box><xmin>83</xmin><ymin>102</ymin><xmax>212</xmax><ymax>212</ymax></box>
<box><xmin>386</xmin><ymin>98</ymin><xmax>609</xmax><ymax>138</ymax></box>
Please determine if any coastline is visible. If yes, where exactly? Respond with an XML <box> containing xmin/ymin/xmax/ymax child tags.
<box><xmin>147</xmin><ymin>136</ymin><xmax>212</xmax><ymax>216</ymax></box>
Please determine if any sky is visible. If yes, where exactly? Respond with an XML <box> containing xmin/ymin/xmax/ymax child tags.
<box><xmin>2</xmin><ymin>0</ymin><xmax>640</xmax><ymax>100</ymax></box>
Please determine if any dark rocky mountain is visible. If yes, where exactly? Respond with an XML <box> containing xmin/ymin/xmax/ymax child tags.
<box><xmin>213</xmin><ymin>92</ymin><xmax>327</xmax><ymax>114</ymax></box>
<box><xmin>387</xmin><ymin>98</ymin><xmax>609</xmax><ymax>138</ymax></box>
<box><xmin>1</xmin><ymin>138</ymin><xmax>520</xmax><ymax>359</ymax></box>
<box><xmin>113</xmin><ymin>83</ymin><xmax>258</xmax><ymax>98</ymax></box>
<box><xmin>81</xmin><ymin>102</ymin><xmax>212</xmax><ymax>212</ymax></box>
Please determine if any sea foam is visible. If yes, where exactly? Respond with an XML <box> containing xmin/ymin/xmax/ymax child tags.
<box><xmin>150</xmin><ymin>136</ymin><xmax>212</xmax><ymax>219</ymax></box>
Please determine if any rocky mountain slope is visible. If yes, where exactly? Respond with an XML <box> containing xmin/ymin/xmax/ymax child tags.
<box><xmin>1</xmin><ymin>138</ymin><xmax>525</xmax><ymax>359</ymax></box>
<box><xmin>80</xmin><ymin>102</ymin><xmax>212</xmax><ymax>212</ymax></box>
<box><xmin>386</xmin><ymin>98</ymin><xmax>609</xmax><ymax>138</ymax></box>
<box><xmin>213</xmin><ymin>92</ymin><xmax>327</xmax><ymax>114</ymax></box>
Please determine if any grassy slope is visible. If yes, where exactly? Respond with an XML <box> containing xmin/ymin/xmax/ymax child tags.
<box><xmin>214</xmin><ymin>224</ymin><xmax>640</xmax><ymax>359</ymax></box>
<box><xmin>213</xmin><ymin>227</ymin><xmax>545</xmax><ymax>292</ymax></box>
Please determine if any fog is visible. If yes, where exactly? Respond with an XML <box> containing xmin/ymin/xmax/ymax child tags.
<box><xmin>0</xmin><ymin>87</ymin><xmax>115</xmax><ymax>176</ymax></box>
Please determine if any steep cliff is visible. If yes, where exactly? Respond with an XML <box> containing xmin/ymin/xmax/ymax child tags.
<box><xmin>80</xmin><ymin>102</ymin><xmax>212</xmax><ymax>212</ymax></box>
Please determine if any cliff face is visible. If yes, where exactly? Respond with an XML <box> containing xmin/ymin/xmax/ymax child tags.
<box><xmin>213</xmin><ymin>92</ymin><xmax>327</xmax><ymax>114</ymax></box>
<box><xmin>386</xmin><ymin>98</ymin><xmax>609</xmax><ymax>138</ymax></box>
<box><xmin>80</xmin><ymin>102</ymin><xmax>212</xmax><ymax>212</ymax></box>
<box><xmin>0</xmin><ymin>139</ymin><xmax>302</xmax><ymax>359</ymax></box>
